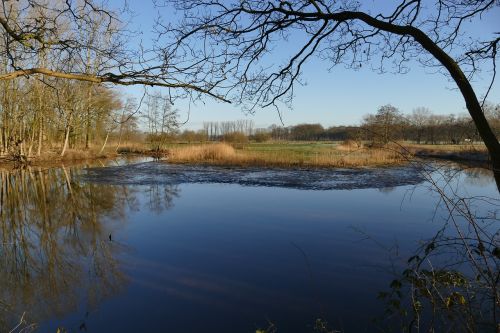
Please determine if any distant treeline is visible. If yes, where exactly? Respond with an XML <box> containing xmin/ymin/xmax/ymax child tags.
<box><xmin>170</xmin><ymin>104</ymin><xmax>500</xmax><ymax>144</ymax></box>
<box><xmin>2</xmin><ymin>86</ymin><xmax>500</xmax><ymax>160</ymax></box>
<box><xmin>359</xmin><ymin>104</ymin><xmax>500</xmax><ymax>145</ymax></box>
<box><xmin>270</xmin><ymin>104</ymin><xmax>500</xmax><ymax>144</ymax></box>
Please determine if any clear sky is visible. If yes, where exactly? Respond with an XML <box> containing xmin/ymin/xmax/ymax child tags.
<box><xmin>109</xmin><ymin>0</ymin><xmax>500</xmax><ymax>131</ymax></box>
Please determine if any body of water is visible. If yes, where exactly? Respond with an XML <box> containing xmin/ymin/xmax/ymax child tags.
<box><xmin>0</xmin><ymin>159</ymin><xmax>497</xmax><ymax>332</ymax></box>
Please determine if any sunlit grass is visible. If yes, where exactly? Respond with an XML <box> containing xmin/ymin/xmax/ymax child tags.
<box><xmin>167</xmin><ymin>142</ymin><xmax>405</xmax><ymax>168</ymax></box>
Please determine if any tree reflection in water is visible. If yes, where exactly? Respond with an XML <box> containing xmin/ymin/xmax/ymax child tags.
<box><xmin>463</xmin><ymin>167</ymin><xmax>497</xmax><ymax>187</ymax></box>
<box><xmin>0</xmin><ymin>164</ymin><xmax>180</xmax><ymax>330</ymax></box>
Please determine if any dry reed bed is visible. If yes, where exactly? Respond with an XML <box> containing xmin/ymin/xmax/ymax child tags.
<box><xmin>167</xmin><ymin>143</ymin><xmax>405</xmax><ymax>168</ymax></box>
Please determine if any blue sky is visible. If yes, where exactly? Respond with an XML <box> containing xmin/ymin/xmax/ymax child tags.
<box><xmin>110</xmin><ymin>0</ymin><xmax>500</xmax><ymax>130</ymax></box>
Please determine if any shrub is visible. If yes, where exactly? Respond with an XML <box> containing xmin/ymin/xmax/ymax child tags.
<box><xmin>252</xmin><ymin>132</ymin><xmax>271</xmax><ymax>143</ymax></box>
<box><xmin>222</xmin><ymin>131</ymin><xmax>248</xmax><ymax>143</ymax></box>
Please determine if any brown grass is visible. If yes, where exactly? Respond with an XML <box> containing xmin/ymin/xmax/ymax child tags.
<box><xmin>167</xmin><ymin>143</ymin><xmax>405</xmax><ymax>168</ymax></box>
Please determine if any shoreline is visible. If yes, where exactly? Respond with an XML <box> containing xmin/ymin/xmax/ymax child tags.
<box><xmin>0</xmin><ymin>143</ymin><xmax>492</xmax><ymax>171</ymax></box>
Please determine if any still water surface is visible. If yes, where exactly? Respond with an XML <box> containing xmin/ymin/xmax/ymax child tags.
<box><xmin>0</xmin><ymin>158</ymin><xmax>497</xmax><ymax>332</ymax></box>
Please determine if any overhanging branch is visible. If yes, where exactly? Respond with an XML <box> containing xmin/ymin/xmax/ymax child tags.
<box><xmin>0</xmin><ymin>67</ymin><xmax>231</xmax><ymax>103</ymax></box>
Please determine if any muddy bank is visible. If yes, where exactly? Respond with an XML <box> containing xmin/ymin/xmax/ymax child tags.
<box><xmin>82</xmin><ymin>162</ymin><xmax>427</xmax><ymax>190</ymax></box>
<box><xmin>411</xmin><ymin>149</ymin><xmax>489</xmax><ymax>163</ymax></box>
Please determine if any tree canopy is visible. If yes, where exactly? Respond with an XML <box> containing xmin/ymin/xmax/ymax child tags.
<box><xmin>0</xmin><ymin>0</ymin><xmax>228</xmax><ymax>100</ymax></box>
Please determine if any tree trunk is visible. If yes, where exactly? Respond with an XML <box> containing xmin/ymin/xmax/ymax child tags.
<box><xmin>27</xmin><ymin>126</ymin><xmax>35</xmax><ymax>157</ymax></box>
<box><xmin>85</xmin><ymin>86</ymin><xmax>92</xmax><ymax>150</ymax></box>
<box><xmin>37</xmin><ymin>117</ymin><xmax>43</xmax><ymax>156</ymax></box>
<box><xmin>85</xmin><ymin>119</ymin><xmax>91</xmax><ymax>149</ymax></box>
<box><xmin>115</xmin><ymin>109</ymin><xmax>125</xmax><ymax>152</ymax></box>
<box><xmin>99</xmin><ymin>132</ymin><xmax>109</xmax><ymax>154</ymax></box>
<box><xmin>19</xmin><ymin>121</ymin><xmax>25</xmax><ymax>157</ymax></box>
<box><xmin>61</xmin><ymin>114</ymin><xmax>72</xmax><ymax>157</ymax></box>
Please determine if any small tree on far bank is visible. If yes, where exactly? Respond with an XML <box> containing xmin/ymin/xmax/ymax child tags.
<box><xmin>410</xmin><ymin>107</ymin><xmax>432</xmax><ymax>144</ymax></box>
<box><xmin>143</xmin><ymin>92</ymin><xmax>180</xmax><ymax>150</ymax></box>
<box><xmin>363</xmin><ymin>105</ymin><xmax>405</xmax><ymax>145</ymax></box>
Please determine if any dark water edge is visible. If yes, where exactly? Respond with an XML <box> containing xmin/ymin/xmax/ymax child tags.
<box><xmin>82</xmin><ymin>162</ymin><xmax>427</xmax><ymax>190</ymax></box>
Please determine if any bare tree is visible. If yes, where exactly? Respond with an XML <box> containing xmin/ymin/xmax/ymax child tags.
<box><xmin>363</xmin><ymin>104</ymin><xmax>405</xmax><ymax>144</ymax></box>
<box><xmin>0</xmin><ymin>0</ymin><xmax>228</xmax><ymax>101</ymax></box>
<box><xmin>410</xmin><ymin>107</ymin><xmax>432</xmax><ymax>144</ymax></box>
<box><xmin>143</xmin><ymin>91</ymin><xmax>179</xmax><ymax>149</ymax></box>
<box><xmin>158</xmin><ymin>0</ymin><xmax>500</xmax><ymax>181</ymax></box>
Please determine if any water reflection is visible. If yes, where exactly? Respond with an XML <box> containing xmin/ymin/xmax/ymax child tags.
<box><xmin>428</xmin><ymin>161</ymin><xmax>495</xmax><ymax>189</ymax></box>
<box><xmin>378</xmin><ymin>186</ymin><xmax>396</xmax><ymax>194</ymax></box>
<box><xmin>0</xmin><ymin>160</ymin><xmax>497</xmax><ymax>332</ymax></box>
<box><xmin>375</xmin><ymin>162</ymin><xmax>499</xmax><ymax>332</ymax></box>
<box><xmin>0</xmin><ymin>164</ymin><xmax>179</xmax><ymax>330</ymax></box>
<box><xmin>463</xmin><ymin>167</ymin><xmax>496</xmax><ymax>187</ymax></box>
<box><xmin>145</xmin><ymin>184</ymin><xmax>180</xmax><ymax>214</ymax></box>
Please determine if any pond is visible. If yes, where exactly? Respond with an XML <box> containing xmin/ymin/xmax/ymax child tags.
<box><xmin>0</xmin><ymin>158</ymin><xmax>497</xmax><ymax>332</ymax></box>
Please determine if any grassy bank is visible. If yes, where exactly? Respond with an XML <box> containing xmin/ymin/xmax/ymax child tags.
<box><xmin>0</xmin><ymin>140</ymin><xmax>489</xmax><ymax>169</ymax></box>
<box><xmin>166</xmin><ymin>142</ymin><xmax>406</xmax><ymax>168</ymax></box>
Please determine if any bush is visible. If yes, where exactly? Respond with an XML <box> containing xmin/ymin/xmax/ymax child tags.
<box><xmin>252</xmin><ymin>132</ymin><xmax>271</xmax><ymax>143</ymax></box>
<box><xmin>179</xmin><ymin>130</ymin><xmax>208</xmax><ymax>143</ymax></box>
<box><xmin>222</xmin><ymin>131</ymin><xmax>248</xmax><ymax>143</ymax></box>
